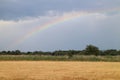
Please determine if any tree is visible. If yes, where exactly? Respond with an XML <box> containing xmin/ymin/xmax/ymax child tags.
<box><xmin>103</xmin><ymin>49</ymin><xmax>117</xmax><ymax>56</ymax></box>
<box><xmin>85</xmin><ymin>45</ymin><xmax>99</xmax><ymax>56</ymax></box>
<box><xmin>67</xmin><ymin>50</ymin><xmax>74</xmax><ymax>58</ymax></box>
<box><xmin>15</xmin><ymin>50</ymin><xmax>21</xmax><ymax>55</ymax></box>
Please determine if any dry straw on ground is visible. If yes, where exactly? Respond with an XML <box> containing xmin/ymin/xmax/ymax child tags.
<box><xmin>0</xmin><ymin>61</ymin><xmax>120</xmax><ymax>80</ymax></box>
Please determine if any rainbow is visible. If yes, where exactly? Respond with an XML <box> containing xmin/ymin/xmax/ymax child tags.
<box><xmin>11</xmin><ymin>8</ymin><xmax>120</xmax><ymax>47</ymax></box>
<box><xmin>10</xmin><ymin>11</ymin><xmax>89</xmax><ymax>47</ymax></box>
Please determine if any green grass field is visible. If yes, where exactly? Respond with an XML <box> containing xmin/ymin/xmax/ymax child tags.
<box><xmin>0</xmin><ymin>55</ymin><xmax>120</xmax><ymax>62</ymax></box>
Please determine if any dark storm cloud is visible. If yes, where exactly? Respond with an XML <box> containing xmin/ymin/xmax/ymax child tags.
<box><xmin>0</xmin><ymin>0</ymin><xmax>120</xmax><ymax>20</ymax></box>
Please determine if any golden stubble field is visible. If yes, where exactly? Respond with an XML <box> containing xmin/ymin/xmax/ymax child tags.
<box><xmin>0</xmin><ymin>61</ymin><xmax>120</xmax><ymax>80</ymax></box>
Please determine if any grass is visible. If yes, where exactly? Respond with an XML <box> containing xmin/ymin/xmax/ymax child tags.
<box><xmin>0</xmin><ymin>55</ymin><xmax>120</xmax><ymax>62</ymax></box>
<box><xmin>0</xmin><ymin>61</ymin><xmax>120</xmax><ymax>80</ymax></box>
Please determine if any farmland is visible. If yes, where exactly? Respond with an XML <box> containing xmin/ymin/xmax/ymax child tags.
<box><xmin>0</xmin><ymin>61</ymin><xmax>120</xmax><ymax>80</ymax></box>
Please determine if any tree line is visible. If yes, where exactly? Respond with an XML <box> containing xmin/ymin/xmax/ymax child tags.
<box><xmin>0</xmin><ymin>45</ymin><xmax>120</xmax><ymax>56</ymax></box>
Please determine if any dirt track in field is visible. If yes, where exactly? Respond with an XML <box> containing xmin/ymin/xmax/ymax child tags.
<box><xmin>0</xmin><ymin>61</ymin><xmax>120</xmax><ymax>80</ymax></box>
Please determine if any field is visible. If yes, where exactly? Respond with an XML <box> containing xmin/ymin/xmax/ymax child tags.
<box><xmin>0</xmin><ymin>61</ymin><xmax>120</xmax><ymax>80</ymax></box>
<box><xmin>0</xmin><ymin>55</ymin><xmax>120</xmax><ymax>62</ymax></box>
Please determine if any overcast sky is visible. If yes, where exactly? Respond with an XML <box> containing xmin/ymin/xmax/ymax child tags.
<box><xmin>0</xmin><ymin>0</ymin><xmax>120</xmax><ymax>51</ymax></box>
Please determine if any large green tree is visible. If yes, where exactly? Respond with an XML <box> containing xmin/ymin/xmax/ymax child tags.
<box><xmin>85</xmin><ymin>45</ymin><xmax>99</xmax><ymax>56</ymax></box>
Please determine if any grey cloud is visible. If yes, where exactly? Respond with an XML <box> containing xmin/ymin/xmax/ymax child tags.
<box><xmin>0</xmin><ymin>0</ymin><xmax>120</xmax><ymax>20</ymax></box>
<box><xmin>0</xmin><ymin>0</ymin><xmax>120</xmax><ymax>51</ymax></box>
<box><xmin>4</xmin><ymin>12</ymin><xmax>120</xmax><ymax>51</ymax></box>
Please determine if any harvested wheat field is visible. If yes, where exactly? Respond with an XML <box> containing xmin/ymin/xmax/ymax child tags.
<box><xmin>0</xmin><ymin>61</ymin><xmax>120</xmax><ymax>80</ymax></box>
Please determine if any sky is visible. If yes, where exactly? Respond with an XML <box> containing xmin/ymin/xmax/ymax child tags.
<box><xmin>0</xmin><ymin>0</ymin><xmax>120</xmax><ymax>51</ymax></box>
